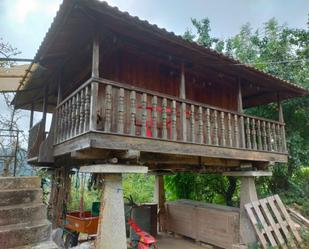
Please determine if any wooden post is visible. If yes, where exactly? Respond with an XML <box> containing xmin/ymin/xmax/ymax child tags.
<box><xmin>278</xmin><ymin>94</ymin><xmax>287</xmax><ymax>152</ymax></box>
<box><xmin>154</xmin><ymin>174</ymin><xmax>166</xmax><ymax>232</ymax></box>
<box><xmin>55</xmin><ymin>74</ymin><xmax>63</xmax><ymax>143</ymax></box>
<box><xmin>180</xmin><ymin>63</ymin><xmax>187</xmax><ymax>141</ymax></box>
<box><xmin>57</xmin><ymin>76</ymin><xmax>62</xmax><ymax>105</ymax></box>
<box><xmin>238</xmin><ymin>79</ymin><xmax>246</xmax><ymax>148</ymax></box>
<box><xmin>179</xmin><ymin>62</ymin><xmax>186</xmax><ymax>99</ymax></box>
<box><xmin>29</xmin><ymin>103</ymin><xmax>34</xmax><ymax>129</ymax></box>
<box><xmin>42</xmin><ymin>84</ymin><xmax>49</xmax><ymax>137</ymax></box>
<box><xmin>92</xmin><ymin>33</ymin><xmax>100</xmax><ymax>78</ymax></box>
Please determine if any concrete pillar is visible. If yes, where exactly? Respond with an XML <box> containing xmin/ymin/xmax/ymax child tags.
<box><xmin>79</xmin><ymin>165</ymin><xmax>148</xmax><ymax>249</ymax></box>
<box><xmin>96</xmin><ymin>174</ymin><xmax>127</xmax><ymax>249</ymax></box>
<box><xmin>153</xmin><ymin>175</ymin><xmax>166</xmax><ymax>232</ymax></box>
<box><xmin>223</xmin><ymin>170</ymin><xmax>272</xmax><ymax>245</ymax></box>
<box><xmin>239</xmin><ymin>176</ymin><xmax>258</xmax><ymax>245</ymax></box>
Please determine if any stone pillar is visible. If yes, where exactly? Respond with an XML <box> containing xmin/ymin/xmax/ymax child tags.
<box><xmin>97</xmin><ymin>174</ymin><xmax>127</xmax><ymax>249</ymax></box>
<box><xmin>223</xmin><ymin>171</ymin><xmax>272</xmax><ymax>245</ymax></box>
<box><xmin>153</xmin><ymin>174</ymin><xmax>166</xmax><ymax>232</ymax></box>
<box><xmin>239</xmin><ymin>176</ymin><xmax>258</xmax><ymax>245</ymax></box>
<box><xmin>80</xmin><ymin>164</ymin><xmax>148</xmax><ymax>249</ymax></box>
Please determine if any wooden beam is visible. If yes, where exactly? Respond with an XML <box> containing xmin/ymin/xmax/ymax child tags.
<box><xmin>80</xmin><ymin>164</ymin><xmax>148</xmax><ymax>173</ymax></box>
<box><xmin>223</xmin><ymin>171</ymin><xmax>272</xmax><ymax>177</ymax></box>
<box><xmin>71</xmin><ymin>148</ymin><xmax>111</xmax><ymax>160</ymax></box>
<box><xmin>140</xmin><ymin>152</ymin><xmax>241</xmax><ymax>167</ymax></box>
<box><xmin>53</xmin><ymin>132</ymin><xmax>288</xmax><ymax>163</ymax></box>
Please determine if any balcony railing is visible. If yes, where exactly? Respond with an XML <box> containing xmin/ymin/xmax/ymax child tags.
<box><xmin>54</xmin><ymin>78</ymin><xmax>287</xmax><ymax>154</ymax></box>
<box><xmin>28</xmin><ymin>119</ymin><xmax>45</xmax><ymax>159</ymax></box>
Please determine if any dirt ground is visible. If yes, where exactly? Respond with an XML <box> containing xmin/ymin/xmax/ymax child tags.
<box><xmin>156</xmin><ymin>233</ymin><xmax>214</xmax><ymax>249</ymax></box>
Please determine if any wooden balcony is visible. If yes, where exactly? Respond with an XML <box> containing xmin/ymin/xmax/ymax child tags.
<box><xmin>53</xmin><ymin>78</ymin><xmax>288</xmax><ymax>164</ymax></box>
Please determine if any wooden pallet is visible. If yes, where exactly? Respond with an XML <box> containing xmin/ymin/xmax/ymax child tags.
<box><xmin>245</xmin><ymin>195</ymin><xmax>302</xmax><ymax>249</ymax></box>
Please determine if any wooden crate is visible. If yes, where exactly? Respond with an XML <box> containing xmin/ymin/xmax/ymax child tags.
<box><xmin>62</xmin><ymin>211</ymin><xmax>99</xmax><ymax>235</ymax></box>
<box><xmin>166</xmin><ymin>200</ymin><xmax>240</xmax><ymax>249</ymax></box>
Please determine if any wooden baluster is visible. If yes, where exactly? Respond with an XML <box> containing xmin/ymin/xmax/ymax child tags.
<box><xmin>67</xmin><ymin>99</ymin><xmax>72</xmax><ymax>139</ymax></box>
<box><xmin>227</xmin><ymin>113</ymin><xmax>232</xmax><ymax>147</ymax></box>
<box><xmin>75</xmin><ymin>92</ymin><xmax>81</xmax><ymax>136</ymax></box>
<box><xmin>141</xmin><ymin>93</ymin><xmax>147</xmax><ymax>137</ymax></box>
<box><xmin>171</xmin><ymin>100</ymin><xmax>177</xmax><ymax>141</ymax></box>
<box><xmin>272</xmin><ymin>123</ymin><xmax>278</xmax><ymax>152</ymax></box>
<box><xmin>152</xmin><ymin>96</ymin><xmax>158</xmax><ymax>138</ymax></box>
<box><xmin>56</xmin><ymin>107</ymin><xmax>60</xmax><ymax>143</ymax></box>
<box><xmin>63</xmin><ymin>102</ymin><xmax>68</xmax><ymax>140</ymax></box>
<box><xmin>267</xmin><ymin>122</ymin><xmax>272</xmax><ymax>151</ymax></box>
<box><xmin>190</xmin><ymin>105</ymin><xmax>195</xmax><ymax>143</ymax></box>
<box><xmin>130</xmin><ymin>91</ymin><xmax>136</xmax><ymax>136</ymax></box>
<box><xmin>276</xmin><ymin>124</ymin><xmax>282</xmax><ymax>152</ymax></box>
<box><xmin>246</xmin><ymin>117</ymin><xmax>251</xmax><ymax>149</ymax></box>
<box><xmin>66</xmin><ymin>102</ymin><xmax>70</xmax><ymax>139</ymax></box>
<box><xmin>54</xmin><ymin>108</ymin><xmax>59</xmax><ymax>143</ymax></box>
<box><xmin>162</xmin><ymin>98</ymin><xmax>167</xmax><ymax>139</ymax></box>
<box><xmin>240</xmin><ymin>115</ymin><xmax>246</xmax><ymax>148</ymax></box>
<box><xmin>198</xmin><ymin>107</ymin><xmax>203</xmax><ymax>144</ymax></box>
<box><xmin>89</xmin><ymin>82</ymin><xmax>98</xmax><ymax>131</ymax></box>
<box><xmin>181</xmin><ymin>102</ymin><xmax>187</xmax><ymax>142</ymax></box>
<box><xmin>71</xmin><ymin>96</ymin><xmax>76</xmax><ymax>138</ymax></box>
<box><xmin>79</xmin><ymin>89</ymin><xmax>85</xmax><ymax>134</ymax></box>
<box><xmin>59</xmin><ymin>105</ymin><xmax>63</xmax><ymax>142</ymax></box>
<box><xmin>262</xmin><ymin>121</ymin><xmax>267</xmax><ymax>151</ymax></box>
<box><xmin>104</xmin><ymin>85</ymin><xmax>112</xmax><ymax>132</ymax></box>
<box><xmin>257</xmin><ymin>120</ymin><xmax>262</xmax><ymax>151</ymax></box>
<box><xmin>234</xmin><ymin>114</ymin><xmax>239</xmax><ymax>148</ymax></box>
<box><xmin>84</xmin><ymin>85</ymin><xmax>91</xmax><ymax>132</ymax></box>
<box><xmin>281</xmin><ymin>124</ymin><xmax>287</xmax><ymax>153</ymax></box>
<box><xmin>220</xmin><ymin>112</ymin><xmax>226</xmax><ymax>146</ymax></box>
<box><xmin>58</xmin><ymin>106</ymin><xmax>63</xmax><ymax>142</ymax></box>
<box><xmin>213</xmin><ymin>110</ymin><xmax>219</xmax><ymax>146</ymax></box>
<box><xmin>251</xmin><ymin>119</ymin><xmax>257</xmax><ymax>150</ymax></box>
<box><xmin>117</xmin><ymin>88</ymin><xmax>125</xmax><ymax>134</ymax></box>
<box><xmin>205</xmin><ymin>108</ymin><xmax>211</xmax><ymax>145</ymax></box>
<box><xmin>57</xmin><ymin>108</ymin><xmax>62</xmax><ymax>143</ymax></box>
<box><xmin>63</xmin><ymin>101</ymin><xmax>68</xmax><ymax>140</ymax></box>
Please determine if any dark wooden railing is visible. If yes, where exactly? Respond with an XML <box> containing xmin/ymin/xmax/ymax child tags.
<box><xmin>28</xmin><ymin>119</ymin><xmax>45</xmax><ymax>158</ymax></box>
<box><xmin>54</xmin><ymin>78</ymin><xmax>287</xmax><ymax>154</ymax></box>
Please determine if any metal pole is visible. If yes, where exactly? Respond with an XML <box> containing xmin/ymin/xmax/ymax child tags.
<box><xmin>13</xmin><ymin>131</ymin><xmax>19</xmax><ymax>176</ymax></box>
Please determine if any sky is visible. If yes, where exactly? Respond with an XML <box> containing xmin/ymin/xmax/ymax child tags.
<box><xmin>0</xmin><ymin>0</ymin><xmax>309</xmax><ymax>139</ymax></box>
<box><xmin>0</xmin><ymin>0</ymin><xmax>309</xmax><ymax>59</ymax></box>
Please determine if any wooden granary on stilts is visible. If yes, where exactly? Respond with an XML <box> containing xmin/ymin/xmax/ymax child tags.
<box><xmin>12</xmin><ymin>0</ymin><xmax>308</xmax><ymax>248</ymax></box>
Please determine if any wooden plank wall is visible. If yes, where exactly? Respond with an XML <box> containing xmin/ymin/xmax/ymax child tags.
<box><xmin>166</xmin><ymin>200</ymin><xmax>240</xmax><ymax>249</ymax></box>
<box><xmin>101</xmin><ymin>49</ymin><xmax>238</xmax><ymax>111</ymax></box>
